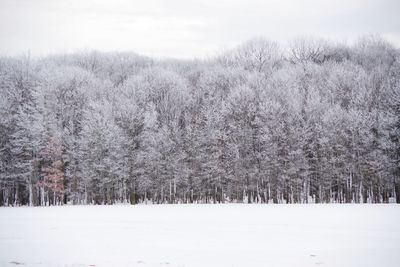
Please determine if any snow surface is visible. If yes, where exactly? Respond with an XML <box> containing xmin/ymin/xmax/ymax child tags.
<box><xmin>0</xmin><ymin>204</ymin><xmax>399</xmax><ymax>267</ymax></box>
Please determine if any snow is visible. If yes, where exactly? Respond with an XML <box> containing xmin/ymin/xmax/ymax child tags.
<box><xmin>0</xmin><ymin>204</ymin><xmax>399</xmax><ymax>267</ymax></box>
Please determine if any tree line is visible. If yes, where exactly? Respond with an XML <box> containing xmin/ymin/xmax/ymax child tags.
<box><xmin>0</xmin><ymin>35</ymin><xmax>399</xmax><ymax>206</ymax></box>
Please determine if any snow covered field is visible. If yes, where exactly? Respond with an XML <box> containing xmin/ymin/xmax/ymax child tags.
<box><xmin>0</xmin><ymin>204</ymin><xmax>399</xmax><ymax>267</ymax></box>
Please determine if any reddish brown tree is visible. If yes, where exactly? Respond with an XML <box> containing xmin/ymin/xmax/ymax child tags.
<box><xmin>38</xmin><ymin>137</ymin><xmax>64</xmax><ymax>205</ymax></box>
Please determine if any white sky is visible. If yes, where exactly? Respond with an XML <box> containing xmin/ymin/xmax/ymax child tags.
<box><xmin>0</xmin><ymin>0</ymin><xmax>399</xmax><ymax>59</ymax></box>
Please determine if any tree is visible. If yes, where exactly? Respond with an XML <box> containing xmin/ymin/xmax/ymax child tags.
<box><xmin>39</xmin><ymin>137</ymin><xmax>64</xmax><ymax>205</ymax></box>
<box><xmin>0</xmin><ymin>37</ymin><xmax>399</xmax><ymax>205</ymax></box>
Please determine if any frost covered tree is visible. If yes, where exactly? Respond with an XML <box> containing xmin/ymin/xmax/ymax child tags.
<box><xmin>0</xmin><ymin>35</ymin><xmax>399</xmax><ymax>205</ymax></box>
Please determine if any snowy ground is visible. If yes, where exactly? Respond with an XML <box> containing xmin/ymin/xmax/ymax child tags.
<box><xmin>0</xmin><ymin>204</ymin><xmax>399</xmax><ymax>267</ymax></box>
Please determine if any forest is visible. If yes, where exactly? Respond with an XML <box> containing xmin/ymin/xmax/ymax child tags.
<box><xmin>0</xmin><ymin>35</ymin><xmax>399</xmax><ymax>206</ymax></box>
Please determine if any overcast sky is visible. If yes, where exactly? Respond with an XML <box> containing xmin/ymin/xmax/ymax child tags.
<box><xmin>0</xmin><ymin>0</ymin><xmax>399</xmax><ymax>59</ymax></box>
